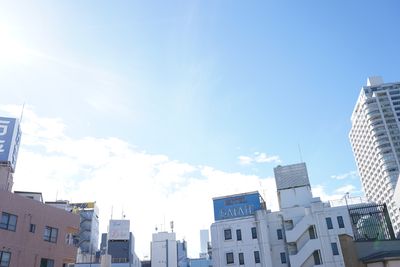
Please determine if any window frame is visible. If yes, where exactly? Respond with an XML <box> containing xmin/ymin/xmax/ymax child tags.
<box><xmin>280</xmin><ymin>252</ymin><xmax>287</xmax><ymax>264</ymax></box>
<box><xmin>0</xmin><ymin>251</ymin><xmax>11</xmax><ymax>267</ymax></box>
<box><xmin>225</xmin><ymin>252</ymin><xmax>234</xmax><ymax>265</ymax></box>
<box><xmin>0</xmin><ymin>212</ymin><xmax>17</xmax><ymax>232</ymax></box>
<box><xmin>337</xmin><ymin>216</ymin><xmax>345</xmax><ymax>229</ymax></box>
<box><xmin>236</xmin><ymin>229</ymin><xmax>242</xmax><ymax>241</ymax></box>
<box><xmin>251</xmin><ymin>227</ymin><xmax>257</xmax><ymax>239</ymax></box>
<box><xmin>331</xmin><ymin>242</ymin><xmax>339</xmax><ymax>256</ymax></box>
<box><xmin>277</xmin><ymin>229</ymin><xmax>283</xmax><ymax>240</ymax></box>
<box><xmin>224</xmin><ymin>229</ymin><xmax>232</xmax><ymax>241</ymax></box>
<box><xmin>238</xmin><ymin>252</ymin><xmax>244</xmax><ymax>265</ymax></box>
<box><xmin>325</xmin><ymin>217</ymin><xmax>333</xmax><ymax>230</ymax></box>
<box><xmin>254</xmin><ymin>251</ymin><xmax>260</xmax><ymax>264</ymax></box>
<box><xmin>29</xmin><ymin>223</ymin><xmax>36</xmax><ymax>233</ymax></box>
<box><xmin>40</xmin><ymin>258</ymin><xmax>55</xmax><ymax>267</ymax></box>
<box><xmin>43</xmin><ymin>226</ymin><xmax>58</xmax><ymax>243</ymax></box>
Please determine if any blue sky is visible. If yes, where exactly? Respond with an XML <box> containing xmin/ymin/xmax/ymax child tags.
<box><xmin>1</xmin><ymin>0</ymin><xmax>400</xmax><ymax>258</ymax></box>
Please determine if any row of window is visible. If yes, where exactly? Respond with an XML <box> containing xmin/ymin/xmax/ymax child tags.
<box><xmin>0</xmin><ymin>251</ymin><xmax>54</xmax><ymax>267</ymax></box>
<box><xmin>0</xmin><ymin>212</ymin><xmax>59</xmax><ymax>243</ymax></box>
<box><xmin>226</xmin><ymin>251</ymin><xmax>271</xmax><ymax>265</ymax></box>
<box><xmin>224</xmin><ymin>227</ymin><xmax>258</xmax><ymax>241</ymax></box>
<box><xmin>326</xmin><ymin>216</ymin><xmax>345</xmax><ymax>230</ymax></box>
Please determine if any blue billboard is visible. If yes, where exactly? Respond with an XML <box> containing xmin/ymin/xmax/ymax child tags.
<box><xmin>213</xmin><ymin>192</ymin><xmax>262</xmax><ymax>221</ymax></box>
<box><xmin>0</xmin><ymin>117</ymin><xmax>21</xmax><ymax>172</ymax></box>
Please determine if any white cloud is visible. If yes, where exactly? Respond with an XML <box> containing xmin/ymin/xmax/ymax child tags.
<box><xmin>1</xmin><ymin>105</ymin><xmax>279</xmax><ymax>259</ymax></box>
<box><xmin>238</xmin><ymin>152</ymin><xmax>281</xmax><ymax>165</ymax></box>
<box><xmin>331</xmin><ymin>170</ymin><xmax>358</xmax><ymax>180</ymax></box>
<box><xmin>334</xmin><ymin>184</ymin><xmax>357</xmax><ymax>195</ymax></box>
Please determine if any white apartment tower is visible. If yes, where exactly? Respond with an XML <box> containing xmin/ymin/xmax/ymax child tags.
<box><xmin>349</xmin><ymin>76</ymin><xmax>400</xmax><ymax>233</ymax></box>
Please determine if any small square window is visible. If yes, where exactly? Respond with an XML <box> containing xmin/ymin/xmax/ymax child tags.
<box><xmin>251</xmin><ymin>227</ymin><xmax>257</xmax><ymax>239</ymax></box>
<box><xmin>43</xmin><ymin>226</ymin><xmax>58</xmax><ymax>243</ymax></box>
<box><xmin>40</xmin><ymin>258</ymin><xmax>54</xmax><ymax>267</ymax></box>
<box><xmin>226</xmin><ymin>252</ymin><xmax>234</xmax><ymax>264</ymax></box>
<box><xmin>224</xmin><ymin>229</ymin><xmax>232</xmax><ymax>240</ymax></box>
<box><xmin>0</xmin><ymin>212</ymin><xmax>17</xmax><ymax>232</ymax></box>
<box><xmin>29</xmin><ymin>224</ymin><xmax>36</xmax><ymax>233</ymax></box>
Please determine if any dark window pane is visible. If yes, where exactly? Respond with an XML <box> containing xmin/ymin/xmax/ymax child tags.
<box><xmin>224</xmin><ymin>229</ymin><xmax>232</xmax><ymax>240</ymax></box>
<box><xmin>337</xmin><ymin>216</ymin><xmax>345</xmax><ymax>228</ymax></box>
<box><xmin>280</xmin><ymin>252</ymin><xmax>286</xmax><ymax>264</ymax></box>
<box><xmin>326</xmin><ymin>217</ymin><xmax>333</xmax><ymax>229</ymax></box>
<box><xmin>331</xmin><ymin>243</ymin><xmax>339</xmax><ymax>255</ymax></box>
<box><xmin>226</xmin><ymin>252</ymin><xmax>234</xmax><ymax>264</ymax></box>
<box><xmin>309</xmin><ymin>226</ymin><xmax>317</xmax><ymax>239</ymax></box>
<box><xmin>251</xmin><ymin>227</ymin><xmax>257</xmax><ymax>239</ymax></box>
<box><xmin>236</xmin><ymin>229</ymin><xmax>242</xmax><ymax>241</ymax></box>
<box><xmin>239</xmin><ymin>252</ymin><xmax>244</xmax><ymax>265</ymax></box>
<box><xmin>254</xmin><ymin>251</ymin><xmax>260</xmax><ymax>263</ymax></box>
<box><xmin>277</xmin><ymin>229</ymin><xmax>283</xmax><ymax>240</ymax></box>
<box><xmin>313</xmin><ymin>250</ymin><xmax>322</xmax><ymax>265</ymax></box>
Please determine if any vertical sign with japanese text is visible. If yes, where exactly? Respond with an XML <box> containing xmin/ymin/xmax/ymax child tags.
<box><xmin>0</xmin><ymin>117</ymin><xmax>21</xmax><ymax>172</ymax></box>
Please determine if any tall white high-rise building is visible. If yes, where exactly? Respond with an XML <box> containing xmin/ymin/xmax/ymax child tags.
<box><xmin>349</xmin><ymin>76</ymin><xmax>400</xmax><ymax>233</ymax></box>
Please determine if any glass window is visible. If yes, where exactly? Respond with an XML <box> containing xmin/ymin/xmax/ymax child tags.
<box><xmin>236</xmin><ymin>229</ymin><xmax>242</xmax><ymax>241</ymax></box>
<box><xmin>254</xmin><ymin>251</ymin><xmax>260</xmax><ymax>264</ymax></box>
<box><xmin>239</xmin><ymin>252</ymin><xmax>244</xmax><ymax>265</ymax></box>
<box><xmin>29</xmin><ymin>224</ymin><xmax>36</xmax><ymax>233</ymax></box>
<box><xmin>0</xmin><ymin>251</ymin><xmax>11</xmax><ymax>267</ymax></box>
<box><xmin>331</xmin><ymin>243</ymin><xmax>339</xmax><ymax>255</ymax></box>
<box><xmin>0</xmin><ymin>212</ymin><xmax>17</xmax><ymax>231</ymax></box>
<box><xmin>280</xmin><ymin>252</ymin><xmax>287</xmax><ymax>264</ymax></box>
<box><xmin>226</xmin><ymin>252</ymin><xmax>234</xmax><ymax>264</ymax></box>
<box><xmin>337</xmin><ymin>216</ymin><xmax>345</xmax><ymax>228</ymax></box>
<box><xmin>40</xmin><ymin>258</ymin><xmax>54</xmax><ymax>267</ymax></box>
<box><xmin>43</xmin><ymin>226</ymin><xmax>58</xmax><ymax>243</ymax></box>
<box><xmin>224</xmin><ymin>229</ymin><xmax>232</xmax><ymax>240</ymax></box>
<box><xmin>251</xmin><ymin>227</ymin><xmax>257</xmax><ymax>239</ymax></box>
<box><xmin>325</xmin><ymin>217</ymin><xmax>333</xmax><ymax>229</ymax></box>
<box><xmin>313</xmin><ymin>250</ymin><xmax>322</xmax><ymax>265</ymax></box>
<box><xmin>277</xmin><ymin>229</ymin><xmax>283</xmax><ymax>240</ymax></box>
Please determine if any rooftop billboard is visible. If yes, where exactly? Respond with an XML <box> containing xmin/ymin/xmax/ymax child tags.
<box><xmin>108</xmin><ymin>220</ymin><xmax>130</xmax><ymax>240</ymax></box>
<box><xmin>0</xmin><ymin>117</ymin><xmax>21</xmax><ymax>172</ymax></box>
<box><xmin>213</xmin><ymin>192</ymin><xmax>262</xmax><ymax>221</ymax></box>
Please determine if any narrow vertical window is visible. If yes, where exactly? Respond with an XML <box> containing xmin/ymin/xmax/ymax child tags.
<box><xmin>0</xmin><ymin>251</ymin><xmax>11</xmax><ymax>267</ymax></box>
<box><xmin>337</xmin><ymin>216</ymin><xmax>345</xmax><ymax>228</ymax></box>
<box><xmin>325</xmin><ymin>217</ymin><xmax>333</xmax><ymax>229</ymax></box>
<box><xmin>331</xmin><ymin>242</ymin><xmax>339</xmax><ymax>255</ymax></box>
<box><xmin>254</xmin><ymin>251</ymin><xmax>260</xmax><ymax>263</ymax></box>
<box><xmin>238</xmin><ymin>252</ymin><xmax>244</xmax><ymax>265</ymax></box>
<box><xmin>277</xmin><ymin>229</ymin><xmax>283</xmax><ymax>240</ymax></box>
<box><xmin>280</xmin><ymin>252</ymin><xmax>287</xmax><ymax>264</ymax></box>
<box><xmin>236</xmin><ymin>229</ymin><xmax>242</xmax><ymax>241</ymax></box>
<box><xmin>251</xmin><ymin>227</ymin><xmax>257</xmax><ymax>239</ymax></box>
<box><xmin>226</xmin><ymin>252</ymin><xmax>234</xmax><ymax>264</ymax></box>
<box><xmin>309</xmin><ymin>226</ymin><xmax>317</xmax><ymax>239</ymax></box>
<box><xmin>313</xmin><ymin>250</ymin><xmax>322</xmax><ymax>265</ymax></box>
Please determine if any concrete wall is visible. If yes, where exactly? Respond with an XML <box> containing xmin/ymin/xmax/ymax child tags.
<box><xmin>0</xmin><ymin>190</ymin><xmax>80</xmax><ymax>267</ymax></box>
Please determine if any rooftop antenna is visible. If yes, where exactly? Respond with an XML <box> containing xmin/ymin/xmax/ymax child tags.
<box><xmin>298</xmin><ymin>144</ymin><xmax>303</xmax><ymax>163</ymax></box>
<box><xmin>170</xmin><ymin>221</ymin><xmax>174</xmax><ymax>233</ymax></box>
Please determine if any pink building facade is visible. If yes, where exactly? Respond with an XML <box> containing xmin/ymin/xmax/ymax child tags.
<box><xmin>0</xmin><ymin>190</ymin><xmax>80</xmax><ymax>267</ymax></box>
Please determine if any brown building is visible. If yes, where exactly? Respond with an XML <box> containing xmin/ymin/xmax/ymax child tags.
<box><xmin>0</xmin><ymin>190</ymin><xmax>80</xmax><ymax>267</ymax></box>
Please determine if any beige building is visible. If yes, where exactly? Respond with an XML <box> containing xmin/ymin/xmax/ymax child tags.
<box><xmin>0</xmin><ymin>190</ymin><xmax>80</xmax><ymax>267</ymax></box>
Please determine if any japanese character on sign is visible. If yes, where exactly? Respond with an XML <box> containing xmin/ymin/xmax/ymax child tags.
<box><xmin>0</xmin><ymin>120</ymin><xmax>10</xmax><ymax>153</ymax></box>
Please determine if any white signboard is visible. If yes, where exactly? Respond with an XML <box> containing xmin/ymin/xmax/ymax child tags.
<box><xmin>108</xmin><ymin>220</ymin><xmax>130</xmax><ymax>240</ymax></box>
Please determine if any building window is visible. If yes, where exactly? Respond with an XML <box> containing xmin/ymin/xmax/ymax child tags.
<box><xmin>239</xmin><ymin>252</ymin><xmax>244</xmax><ymax>265</ymax></box>
<box><xmin>0</xmin><ymin>251</ymin><xmax>11</xmax><ymax>267</ymax></box>
<box><xmin>313</xmin><ymin>250</ymin><xmax>322</xmax><ymax>265</ymax></box>
<box><xmin>226</xmin><ymin>252</ymin><xmax>234</xmax><ymax>264</ymax></box>
<box><xmin>254</xmin><ymin>251</ymin><xmax>260</xmax><ymax>263</ymax></box>
<box><xmin>331</xmin><ymin>242</ymin><xmax>339</xmax><ymax>255</ymax></box>
<box><xmin>43</xmin><ymin>226</ymin><xmax>58</xmax><ymax>243</ymax></box>
<box><xmin>40</xmin><ymin>258</ymin><xmax>54</xmax><ymax>267</ymax></box>
<box><xmin>309</xmin><ymin>225</ymin><xmax>317</xmax><ymax>239</ymax></box>
<box><xmin>251</xmin><ymin>227</ymin><xmax>257</xmax><ymax>239</ymax></box>
<box><xmin>224</xmin><ymin>229</ymin><xmax>232</xmax><ymax>240</ymax></box>
<box><xmin>236</xmin><ymin>229</ymin><xmax>242</xmax><ymax>241</ymax></box>
<box><xmin>325</xmin><ymin>217</ymin><xmax>333</xmax><ymax>230</ymax></box>
<box><xmin>29</xmin><ymin>224</ymin><xmax>36</xmax><ymax>233</ymax></box>
<box><xmin>277</xmin><ymin>229</ymin><xmax>283</xmax><ymax>240</ymax></box>
<box><xmin>337</xmin><ymin>216</ymin><xmax>345</xmax><ymax>228</ymax></box>
<box><xmin>0</xmin><ymin>212</ymin><xmax>17</xmax><ymax>231</ymax></box>
<box><xmin>280</xmin><ymin>252</ymin><xmax>287</xmax><ymax>264</ymax></box>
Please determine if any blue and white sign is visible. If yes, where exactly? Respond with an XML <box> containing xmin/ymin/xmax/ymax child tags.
<box><xmin>0</xmin><ymin>117</ymin><xmax>21</xmax><ymax>172</ymax></box>
<box><xmin>213</xmin><ymin>192</ymin><xmax>262</xmax><ymax>221</ymax></box>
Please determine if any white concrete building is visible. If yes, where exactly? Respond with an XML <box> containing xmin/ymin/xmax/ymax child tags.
<box><xmin>349</xmin><ymin>76</ymin><xmax>400</xmax><ymax>233</ymax></box>
<box><xmin>211</xmin><ymin>163</ymin><xmax>354</xmax><ymax>267</ymax></box>
<box><xmin>200</xmin><ymin>229</ymin><xmax>209</xmax><ymax>258</ymax></box>
<box><xmin>151</xmin><ymin>231</ymin><xmax>178</xmax><ymax>267</ymax></box>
